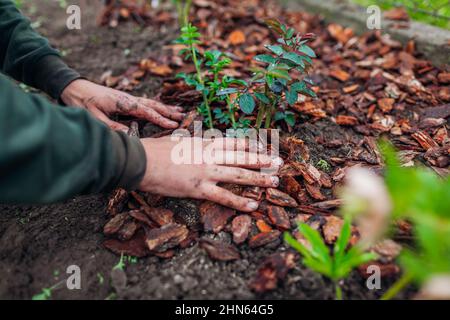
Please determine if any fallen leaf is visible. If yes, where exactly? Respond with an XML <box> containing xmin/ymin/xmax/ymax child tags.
<box><xmin>103</xmin><ymin>230</ymin><xmax>148</xmax><ymax>258</ymax></box>
<box><xmin>200</xmin><ymin>239</ymin><xmax>240</xmax><ymax>261</ymax></box>
<box><xmin>231</xmin><ymin>215</ymin><xmax>252</xmax><ymax>245</ymax></box>
<box><xmin>372</xmin><ymin>239</ymin><xmax>402</xmax><ymax>262</ymax></box>
<box><xmin>256</xmin><ymin>219</ymin><xmax>273</xmax><ymax>233</ymax></box>
<box><xmin>104</xmin><ymin>213</ymin><xmax>129</xmax><ymax>236</ymax></box>
<box><xmin>329</xmin><ymin>69</ymin><xmax>350</xmax><ymax>82</ymax></box>
<box><xmin>343</xmin><ymin>84</ymin><xmax>359</xmax><ymax>94</ymax></box>
<box><xmin>378</xmin><ymin>98</ymin><xmax>395</xmax><ymax>113</ymax></box>
<box><xmin>149</xmin><ymin>64</ymin><xmax>173</xmax><ymax>77</ymax></box>
<box><xmin>267</xmin><ymin>206</ymin><xmax>291</xmax><ymax>230</ymax></box>
<box><xmin>249</xmin><ymin>230</ymin><xmax>281</xmax><ymax>248</ymax></box>
<box><xmin>266</xmin><ymin>188</ymin><xmax>298</xmax><ymax>207</ymax></box>
<box><xmin>107</xmin><ymin>188</ymin><xmax>128</xmax><ymax>216</ymax></box>
<box><xmin>118</xmin><ymin>221</ymin><xmax>140</xmax><ymax>241</ymax></box>
<box><xmin>336</xmin><ymin>115</ymin><xmax>358</xmax><ymax>126</ymax></box>
<box><xmin>200</xmin><ymin>201</ymin><xmax>236</xmax><ymax>233</ymax></box>
<box><xmin>327</xmin><ymin>24</ymin><xmax>354</xmax><ymax>44</ymax></box>
<box><xmin>411</xmin><ymin>131</ymin><xmax>439</xmax><ymax>150</ymax></box>
<box><xmin>384</xmin><ymin>7</ymin><xmax>409</xmax><ymax>21</ymax></box>
<box><xmin>323</xmin><ymin>215</ymin><xmax>344</xmax><ymax>244</ymax></box>
<box><xmin>305</xmin><ymin>183</ymin><xmax>326</xmax><ymax>201</ymax></box>
<box><xmin>145</xmin><ymin>223</ymin><xmax>189</xmax><ymax>252</ymax></box>
<box><xmin>249</xmin><ymin>252</ymin><xmax>296</xmax><ymax>292</ymax></box>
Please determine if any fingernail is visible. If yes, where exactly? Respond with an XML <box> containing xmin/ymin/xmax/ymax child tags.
<box><xmin>272</xmin><ymin>157</ymin><xmax>284</xmax><ymax>167</ymax></box>
<box><xmin>247</xmin><ymin>201</ymin><xmax>259</xmax><ymax>211</ymax></box>
<box><xmin>271</xmin><ymin>176</ymin><xmax>279</xmax><ymax>187</ymax></box>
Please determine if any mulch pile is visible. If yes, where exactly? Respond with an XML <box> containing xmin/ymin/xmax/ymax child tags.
<box><xmin>98</xmin><ymin>0</ymin><xmax>449</xmax><ymax>292</ymax></box>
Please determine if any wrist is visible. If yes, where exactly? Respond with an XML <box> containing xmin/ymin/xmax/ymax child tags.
<box><xmin>60</xmin><ymin>79</ymin><xmax>93</xmax><ymax>107</ymax></box>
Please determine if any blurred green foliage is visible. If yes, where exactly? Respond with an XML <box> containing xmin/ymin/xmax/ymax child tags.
<box><xmin>352</xmin><ymin>0</ymin><xmax>450</xmax><ymax>29</ymax></box>
<box><xmin>381</xmin><ymin>141</ymin><xmax>450</xmax><ymax>286</ymax></box>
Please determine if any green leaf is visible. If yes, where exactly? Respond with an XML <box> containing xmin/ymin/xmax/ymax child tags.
<box><xmin>264</xmin><ymin>19</ymin><xmax>283</xmax><ymax>35</ymax></box>
<box><xmin>265</xmin><ymin>45</ymin><xmax>284</xmax><ymax>56</ymax></box>
<box><xmin>285</xmin><ymin>112</ymin><xmax>296</xmax><ymax>126</ymax></box>
<box><xmin>286</xmin><ymin>28</ymin><xmax>295</xmax><ymax>39</ymax></box>
<box><xmin>282</xmin><ymin>52</ymin><xmax>305</xmax><ymax>67</ymax></box>
<box><xmin>285</xmin><ymin>88</ymin><xmax>298</xmax><ymax>106</ymax></box>
<box><xmin>291</xmin><ymin>81</ymin><xmax>307</xmax><ymax>92</ymax></box>
<box><xmin>32</xmin><ymin>288</ymin><xmax>52</xmax><ymax>300</ymax></box>
<box><xmin>254</xmin><ymin>54</ymin><xmax>276</xmax><ymax>64</ymax></box>
<box><xmin>298</xmin><ymin>224</ymin><xmax>332</xmax><ymax>265</ymax></box>
<box><xmin>254</xmin><ymin>92</ymin><xmax>270</xmax><ymax>104</ymax></box>
<box><xmin>333</xmin><ymin>215</ymin><xmax>352</xmax><ymax>263</ymax></box>
<box><xmin>284</xmin><ymin>232</ymin><xmax>313</xmax><ymax>259</ymax></box>
<box><xmin>299</xmin><ymin>45</ymin><xmax>316</xmax><ymax>58</ymax></box>
<box><xmin>239</xmin><ymin>94</ymin><xmax>255</xmax><ymax>114</ymax></box>
<box><xmin>268</xmin><ymin>67</ymin><xmax>291</xmax><ymax>80</ymax></box>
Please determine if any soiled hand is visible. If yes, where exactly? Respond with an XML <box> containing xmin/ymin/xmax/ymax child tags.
<box><xmin>61</xmin><ymin>79</ymin><xmax>184</xmax><ymax>130</ymax></box>
<box><xmin>139</xmin><ymin>137</ymin><xmax>283</xmax><ymax>212</ymax></box>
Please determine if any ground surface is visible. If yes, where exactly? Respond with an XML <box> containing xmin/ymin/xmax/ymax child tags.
<box><xmin>0</xmin><ymin>0</ymin><xmax>434</xmax><ymax>300</ymax></box>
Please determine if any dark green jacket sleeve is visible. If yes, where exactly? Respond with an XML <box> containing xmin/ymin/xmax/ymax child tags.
<box><xmin>0</xmin><ymin>73</ymin><xmax>146</xmax><ymax>204</ymax></box>
<box><xmin>0</xmin><ymin>0</ymin><xmax>80</xmax><ymax>99</ymax></box>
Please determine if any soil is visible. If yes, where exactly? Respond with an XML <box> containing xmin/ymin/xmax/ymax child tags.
<box><xmin>0</xmin><ymin>0</ymin><xmax>414</xmax><ymax>300</ymax></box>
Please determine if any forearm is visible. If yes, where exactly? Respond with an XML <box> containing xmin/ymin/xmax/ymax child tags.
<box><xmin>0</xmin><ymin>0</ymin><xmax>80</xmax><ymax>99</ymax></box>
<box><xmin>0</xmin><ymin>73</ymin><xmax>146</xmax><ymax>204</ymax></box>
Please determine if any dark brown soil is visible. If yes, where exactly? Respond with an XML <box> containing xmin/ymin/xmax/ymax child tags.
<box><xmin>0</xmin><ymin>0</ymin><xmax>412</xmax><ymax>300</ymax></box>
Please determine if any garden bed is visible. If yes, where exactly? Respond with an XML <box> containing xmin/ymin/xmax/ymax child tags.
<box><xmin>0</xmin><ymin>0</ymin><xmax>448</xmax><ymax>300</ymax></box>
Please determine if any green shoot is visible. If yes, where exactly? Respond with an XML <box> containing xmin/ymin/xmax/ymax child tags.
<box><xmin>175</xmin><ymin>23</ymin><xmax>213</xmax><ymax>128</ymax></box>
<box><xmin>32</xmin><ymin>287</ymin><xmax>53</xmax><ymax>301</ymax></box>
<box><xmin>317</xmin><ymin>159</ymin><xmax>331</xmax><ymax>172</ymax></box>
<box><xmin>97</xmin><ymin>272</ymin><xmax>105</xmax><ymax>285</ymax></box>
<box><xmin>113</xmin><ymin>253</ymin><xmax>126</xmax><ymax>271</ymax></box>
<box><xmin>284</xmin><ymin>215</ymin><xmax>377</xmax><ymax>300</ymax></box>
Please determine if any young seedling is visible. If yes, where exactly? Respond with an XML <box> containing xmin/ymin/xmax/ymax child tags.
<box><xmin>285</xmin><ymin>215</ymin><xmax>377</xmax><ymax>300</ymax></box>
<box><xmin>112</xmin><ymin>253</ymin><xmax>138</xmax><ymax>271</ymax></box>
<box><xmin>32</xmin><ymin>280</ymin><xmax>65</xmax><ymax>300</ymax></box>
<box><xmin>317</xmin><ymin>159</ymin><xmax>331</xmax><ymax>172</ymax></box>
<box><xmin>175</xmin><ymin>23</ymin><xmax>213</xmax><ymax>128</ymax></box>
<box><xmin>239</xmin><ymin>19</ymin><xmax>317</xmax><ymax>129</ymax></box>
<box><xmin>176</xmin><ymin>27</ymin><xmax>247</xmax><ymax>129</ymax></box>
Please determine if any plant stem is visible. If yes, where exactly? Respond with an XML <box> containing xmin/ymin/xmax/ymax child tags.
<box><xmin>255</xmin><ymin>104</ymin><xmax>265</xmax><ymax>129</ymax></box>
<box><xmin>335</xmin><ymin>283</ymin><xmax>343</xmax><ymax>300</ymax></box>
<box><xmin>191</xmin><ymin>44</ymin><xmax>213</xmax><ymax>128</ymax></box>
<box><xmin>264</xmin><ymin>106</ymin><xmax>272</xmax><ymax>128</ymax></box>
<box><xmin>381</xmin><ymin>273</ymin><xmax>413</xmax><ymax>301</ymax></box>
<box><xmin>226</xmin><ymin>96</ymin><xmax>237</xmax><ymax>128</ymax></box>
<box><xmin>264</xmin><ymin>100</ymin><xmax>276</xmax><ymax>129</ymax></box>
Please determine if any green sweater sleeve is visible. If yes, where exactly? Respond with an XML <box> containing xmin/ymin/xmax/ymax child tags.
<box><xmin>0</xmin><ymin>0</ymin><xmax>80</xmax><ymax>99</ymax></box>
<box><xmin>0</xmin><ymin>73</ymin><xmax>146</xmax><ymax>204</ymax></box>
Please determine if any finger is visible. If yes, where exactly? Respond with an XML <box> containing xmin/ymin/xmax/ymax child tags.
<box><xmin>203</xmin><ymin>184</ymin><xmax>260</xmax><ymax>212</ymax></box>
<box><xmin>88</xmin><ymin>107</ymin><xmax>129</xmax><ymax>132</ymax></box>
<box><xmin>204</xmin><ymin>151</ymin><xmax>278</xmax><ymax>169</ymax></box>
<box><xmin>208</xmin><ymin>166</ymin><xmax>279</xmax><ymax>188</ymax></box>
<box><xmin>132</xmin><ymin>106</ymin><xmax>179</xmax><ymax>129</ymax></box>
<box><xmin>140</xmin><ymin>99</ymin><xmax>185</xmax><ymax>121</ymax></box>
<box><xmin>204</xmin><ymin>138</ymin><xmax>250</xmax><ymax>152</ymax></box>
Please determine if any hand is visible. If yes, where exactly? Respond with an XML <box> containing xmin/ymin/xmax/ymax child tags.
<box><xmin>61</xmin><ymin>79</ymin><xmax>185</xmax><ymax>131</ymax></box>
<box><xmin>138</xmin><ymin>137</ymin><xmax>283</xmax><ymax>212</ymax></box>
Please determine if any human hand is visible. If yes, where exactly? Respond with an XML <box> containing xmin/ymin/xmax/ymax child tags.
<box><xmin>138</xmin><ymin>137</ymin><xmax>283</xmax><ymax>212</ymax></box>
<box><xmin>61</xmin><ymin>79</ymin><xmax>184</xmax><ymax>131</ymax></box>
